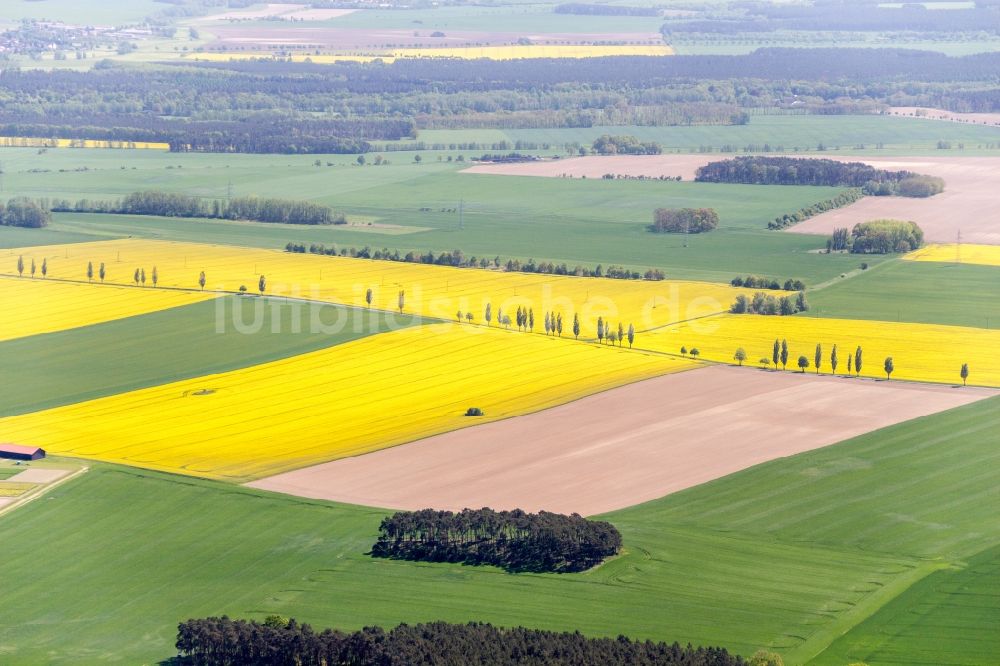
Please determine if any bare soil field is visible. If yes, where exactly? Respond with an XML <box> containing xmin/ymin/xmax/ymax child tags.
<box><xmin>206</xmin><ymin>27</ymin><xmax>661</xmax><ymax>49</ymax></box>
<box><xmin>284</xmin><ymin>8</ymin><xmax>356</xmax><ymax>20</ymax></box>
<box><xmin>201</xmin><ymin>4</ymin><xmax>305</xmax><ymax>21</ymax></box>
<box><xmin>464</xmin><ymin>155</ymin><xmax>1000</xmax><ymax>245</ymax></box>
<box><xmin>889</xmin><ymin>107</ymin><xmax>1000</xmax><ymax>127</ymax></box>
<box><xmin>248</xmin><ymin>366</ymin><xmax>993</xmax><ymax>515</ymax></box>
<box><xmin>6</xmin><ymin>468</ymin><xmax>70</xmax><ymax>484</ymax></box>
<box><xmin>789</xmin><ymin>156</ymin><xmax>1000</xmax><ymax>244</ymax></box>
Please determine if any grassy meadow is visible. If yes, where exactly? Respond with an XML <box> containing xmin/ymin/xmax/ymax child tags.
<box><xmin>806</xmin><ymin>259</ymin><xmax>1000</xmax><ymax>329</ymax></box>
<box><xmin>453</xmin><ymin>115</ymin><xmax>1000</xmax><ymax>154</ymax></box>
<box><xmin>0</xmin><ymin>397</ymin><xmax>996</xmax><ymax>664</ymax></box>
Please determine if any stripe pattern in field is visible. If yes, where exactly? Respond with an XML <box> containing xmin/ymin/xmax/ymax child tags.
<box><xmin>639</xmin><ymin>313</ymin><xmax>1000</xmax><ymax>387</ymax></box>
<box><xmin>0</xmin><ymin>324</ymin><xmax>693</xmax><ymax>481</ymax></box>
<box><xmin>8</xmin><ymin>238</ymin><xmax>752</xmax><ymax>333</ymax></box>
<box><xmin>0</xmin><ymin>277</ymin><xmax>216</xmax><ymax>342</ymax></box>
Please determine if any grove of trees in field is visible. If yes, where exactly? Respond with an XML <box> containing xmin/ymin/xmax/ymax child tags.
<box><xmin>695</xmin><ymin>156</ymin><xmax>932</xmax><ymax>190</ymax></box>
<box><xmin>829</xmin><ymin>220</ymin><xmax>925</xmax><ymax>254</ymax></box>
<box><xmin>0</xmin><ymin>198</ymin><xmax>51</xmax><ymax>227</ymax></box>
<box><xmin>371</xmin><ymin>508</ymin><xmax>622</xmax><ymax>573</ymax></box>
<box><xmin>592</xmin><ymin>135</ymin><xmax>663</xmax><ymax>155</ymax></box>
<box><xmin>730</xmin><ymin>290</ymin><xmax>809</xmax><ymax>315</ymax></box>
<box><xmin>175</xmin><ymin>617</ymin><xmax>746</xmax><ymax>666</ymax></box>
<box><xmin>51</xmin><ymin>191</ymin><xmax>345</xmax><ymax>225</ymax></box>
<box><xmin>650</xmin><ymin>208</ymin><xmax>719</xmax><ymax>234</ymax></box>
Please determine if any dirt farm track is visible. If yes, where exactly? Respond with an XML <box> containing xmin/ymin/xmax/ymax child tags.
<box><xmin>463</xmin><ymin>155</ymin><xmax>1000</xmax><ymax>245</ymax></box>
<box><xmin>249</xmin><ymin>366</ymin><xmax>994</xmax><ymax>515</ymax></box>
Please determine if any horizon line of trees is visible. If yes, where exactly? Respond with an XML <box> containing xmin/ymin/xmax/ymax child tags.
<box><xmin>730</xmin><ymin>290</ymin><xmax>809</xmax><ymax>316</ymax></box>
<box><xmin>175</xmin><ymin>617</ymin><xmax>747</xmax><ymax>666</ymax></box>
<box><xmin>372</xmin><ymin>508</ymin><xmax>622</xmax><ymax>573</ymax></box>
<box><xmin>285</xmin><ymin>242</ymin><xmax>666</xmax><ymax>281</ymax></box>
<box><xmin>48</xmin><ymin>191</ymin><xmax>345</xmax><ymax>225</ymax></box>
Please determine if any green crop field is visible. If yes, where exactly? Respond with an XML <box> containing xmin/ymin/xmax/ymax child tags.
<box><xmin>812</xmin><ymin>543</ymin><xmax>1000</xmax><ymax>665</ymax></box>
<box><xmin>380</xmin><ymin>115</ymin><xmax>1000</xmax><ymax>154</ymax></box>
<box><xmin>0</xmin><ymin>397</ymin><xmax>996</xmax><ymax>664</ymax></box>
<box><xmin>0</xmin><ymin>145</ymin><xmax>884</xmax><ymax>283</ymax></box>
<box><xmin>0</xmin><ymin>297</ymin><xmax>419</xmax><ymax>417</ymax></box>
<box><xmin>501</xmin><ymin>115</ymin><xmax>1000</xmax><ymax>153</ymax></box>
<box><xmin>807</xmin><ymin>259</ymin><xmax>1000</xmax><ymax>329</ymax></box>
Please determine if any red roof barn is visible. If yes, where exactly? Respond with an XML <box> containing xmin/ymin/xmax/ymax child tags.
<box><xmin>0</xmin><ymin>444</ymin><xmax>45</xmax><ymax>461</ymax></box>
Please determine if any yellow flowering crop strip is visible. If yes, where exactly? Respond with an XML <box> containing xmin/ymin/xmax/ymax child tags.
<box><xmin>0</xmin><ymin>277</ymin><xmax>216</xmax><ymax>342</ymax></box>
<box><xmin>905</xmin><ymin>244</ymin><xmax>1000</xmax><ymax>268</ymax></box>
<box><xmin>639</xmin><ymin>313</ymin><xmax>1000</xmax><ymax>387</ymax></box>
<box><xmin>0</xmin><ymin>324</ymin><xmax>696</xmax><ymax>482</ymax></box>
<box><xmin>11</xmin><ymin>239</ymin><xmax>754</xmax><ymax>334</ymax></box>
<box><xmin>0</xmin><ymin>137</ymin><xmax>170</xmax><ymax>150</ymax></box>
<box><xmin>187</xmin><ymin>44</ymin><xmax>674</xmax><ymax>65</ymax></box>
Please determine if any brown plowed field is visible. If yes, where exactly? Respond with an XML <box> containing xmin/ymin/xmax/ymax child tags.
<box><xmin>248</xmin><ymin>366</ymin><xmax>994</xmax><ymax>515</ymax></box>
<box><xmin>787</xmin><ymin>156</ymin><xmax>1000</xmax><ymax>245</ymax></box>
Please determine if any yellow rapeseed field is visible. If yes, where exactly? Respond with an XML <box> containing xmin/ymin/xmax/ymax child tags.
<box><xmin>187</xmin><ymin>44</ymin><xmax>674</xmax><ymax>64</ymax></box>
<box><xmin>11</xmin><ymin>239</ymin><xmax>751</xmax><ymax>334</ymax></box>
<box><xmin>0</xmin><ymin>136</ymin><xmax>170</xmax><ymax>150</ymax></box>
<box><xmin>905</xmin><ymin>243</ymin><xmax>1000</xmax><ymax>268</ymax></box>
<box><xmin>639</xmin><ymin>313</ymin><xmax>1000</xmax><ymax>387</ymax></box>
<box><xmin>0</xmin><ymin>324</ymin><xmax>695</xmax><ymax>481</ymax></box>
<box><xmin>0</xmin><ymin>277</ymin><xmax>215</xmax><ymax>342</ymax></box>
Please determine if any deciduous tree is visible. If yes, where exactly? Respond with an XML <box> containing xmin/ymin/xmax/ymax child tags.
<box><xmin>734</xmin><ymin>347</ymin><xmax>747</xmax><ymax>366</ymax></box>
<box><xmin>798</xmin><ymin>355</ymin><xmax>809</xmax><ymax>372</ymax></box>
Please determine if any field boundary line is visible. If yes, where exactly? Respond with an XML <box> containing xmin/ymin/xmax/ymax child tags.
<box><xmin>809</xmin><ymin>256</ymin><xmax>897</xmax><ymax>292</ymax></box>
<box><xmin>0</xmin><ymin>464</ymin><xmax>88</xmax><ymax>519</ymax></box>
<box><xmin>784</xmin><ymin>558</ymin><xmax>952</xmax><ymax>665</ymax></box>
